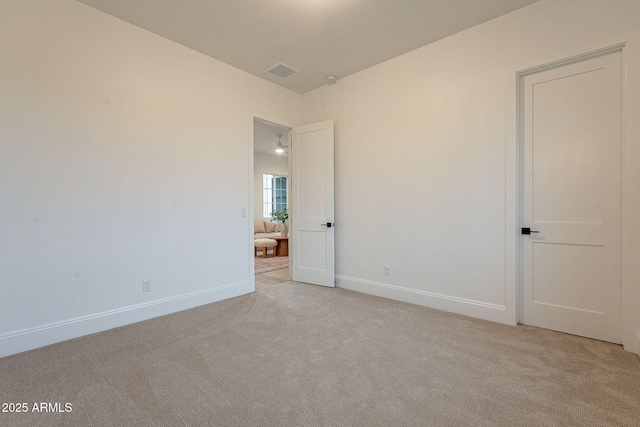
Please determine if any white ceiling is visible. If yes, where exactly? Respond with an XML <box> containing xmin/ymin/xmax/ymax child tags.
<box><xmin>78</xmin><ymin>0</ymin><xmax>540</xmax><ymax>94</ymax></box>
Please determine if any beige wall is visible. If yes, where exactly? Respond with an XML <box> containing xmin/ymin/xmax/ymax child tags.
<box><xmin>301</xmin><ymin>0</ymin><xmax>640</xmax><ymax>353</ymax></box>
<box><xmin>0</xmin><ymin>0</ymin><xmax>301</xmax><ymax>357</ymax></box>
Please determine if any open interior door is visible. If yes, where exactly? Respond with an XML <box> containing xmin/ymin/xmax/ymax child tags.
<box><xmin>290</xmin><ymin>120</ymin><xmax>335</xmax><ymax>287</ymax></box>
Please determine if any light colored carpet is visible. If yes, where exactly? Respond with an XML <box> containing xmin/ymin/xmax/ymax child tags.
<box><xmin>1</xmin><ymin>282</ymin><xmax>639</xmax><ymax>426</ymax></box>
<box><xmin>254</xmin><ymin>255</ymin><xmax>289</xmax><ymax>274</ymax></box>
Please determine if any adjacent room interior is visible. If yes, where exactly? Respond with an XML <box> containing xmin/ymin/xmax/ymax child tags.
<box><xmin>253</xmin><ymin>119</ymin><xmax>291</xmax><ymax>289</ymax></box>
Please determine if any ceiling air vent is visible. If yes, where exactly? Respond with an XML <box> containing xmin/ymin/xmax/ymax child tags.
<box><xmin>266</xmin><ymin>62</ymin><xmax>299</xmax><ymax>79</ymax></box>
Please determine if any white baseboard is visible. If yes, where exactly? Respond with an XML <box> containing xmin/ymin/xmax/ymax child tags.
<box><xmin>0</xmin><ymin>280</ymin><xmax>253</xmax><ymax>359</ymax></box>
<box><xmin>335</xmin><ymin>275</ymin><xmax>512</xmax><ymax>325</ymax></box>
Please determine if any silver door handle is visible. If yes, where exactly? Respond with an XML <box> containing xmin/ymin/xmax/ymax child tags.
<box><xmin>321</xmin><ymin>222</ymin><xmax>333</xmax><ymax>228</ymax></box>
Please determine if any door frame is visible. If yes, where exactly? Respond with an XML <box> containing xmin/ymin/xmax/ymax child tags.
<box><xmin>518</xmin><ymin>47</ymin><xmax>623</xmax><ymax>342</ymax></box>
<box><xmin>248</xmin><ymin>112</ymin><xmax>294</xmax><ymax>287</ymax></box>
<box><xmin>506</xmin><ymin>34</ymin><xmax>631</xmax><ymax>345</ymax></box>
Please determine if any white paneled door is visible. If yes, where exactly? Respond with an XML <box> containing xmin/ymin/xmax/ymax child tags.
<box><xmin>291</xmin><ymin>120</ymin><xmax>335</xmax><ymax>287</ymax></box>
<box><xmin>521</xmin><ymin>49</ymin><xmax>623</xmax><ymax>343</ymax></box>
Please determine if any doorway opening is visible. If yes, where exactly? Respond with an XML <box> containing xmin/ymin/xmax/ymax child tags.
<box><xmin>253</xmin><ymin>118</ymin><xmax>291</xmax><ymax>289</ymax></box>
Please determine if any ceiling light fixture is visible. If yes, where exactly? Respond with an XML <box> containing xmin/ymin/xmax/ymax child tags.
<box><xmin>274</xmin><ymin>134</ymin><xmax>286</xmax><ymax>154</ymax></box>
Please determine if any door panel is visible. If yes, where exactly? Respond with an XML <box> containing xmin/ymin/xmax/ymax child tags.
<box><xmin>521</xmin><ymin>49</ymin><xmax>622</xmax><ymax>343</ymax></box>
<box><xmin>532</xmin><ymin>243</ymin><xmax>603</xmax><ymax>313</ymax></box>
<box><xmin>291</xmin><ymin>120</ymin><xmax>335</xmax><ymax>287</ymax></box>
<box><xmin>532</xmin><ymin>69</ymin><xmax>604</xmax><ymax>223</ymax></box>
<box><xmin>297</xmin><ymin>231</ymin><xmax>328</xmax><ymax>270</ymax></box>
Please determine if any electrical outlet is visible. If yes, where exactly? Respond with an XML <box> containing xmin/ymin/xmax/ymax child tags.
<box><xmin>384</xmin><ymin>265</ymin><xmax>391</xmax><ymax>276</ymax></box>
<box><xmin>142</xmin><ymin>280</ymin><xmax>151</xmax><ymax>292</ymax></box>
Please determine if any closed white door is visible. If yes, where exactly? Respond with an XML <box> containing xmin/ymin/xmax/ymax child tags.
<box><xmin>290</xmin><ymin>120</ymin><xmax>335</xmax><ymax>287</ymax></box>
<box><xmin>521</xmin><ymin>49</ymin><xmax>623</xmax><ymax>343</ymax></box>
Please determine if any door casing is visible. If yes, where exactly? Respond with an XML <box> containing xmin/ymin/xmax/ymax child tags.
<box><xmin>506</xmin><ymin>36</ymin><xmax>630</xmax><ymax>348</ymax></box>
<box><xmin>517</xmin><ymin>47</ymin><xmax>623</xmax><ymax>342</ymax></box>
